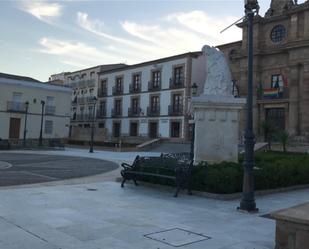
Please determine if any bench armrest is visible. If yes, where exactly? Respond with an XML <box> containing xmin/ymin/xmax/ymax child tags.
<box><xmin>121</xmin><ymin>163</ymin><xmax>133</xmax><ymax>170</ymax></box>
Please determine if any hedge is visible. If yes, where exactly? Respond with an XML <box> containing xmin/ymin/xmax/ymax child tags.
<box><xmin>135</xmin><ymin>151</ymin><xmax>309</xmax><ymax>194</ymax></box>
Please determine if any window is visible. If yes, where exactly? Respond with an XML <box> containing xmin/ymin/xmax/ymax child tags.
<box><xmin>271</xmin><ymin>74</ymin><xmax>287</xmax><ymax>90</ymax></box>
<box><xmin>44</xmin><ymin>120</ymin><xmax>53</xmax><ymax>134</ymax></box>
<box><xmin>46</xmin><ymin>96</ymin><xmax>54</xmax><ymax>106</ymax></box>
<box><xmin>99</xmin><ymin>80</ymin><xmax>107</xmax><ymax>96</ymax></box>
<box><xmin>150</xmin><ymin>96</ymin><xmax>159</xmax><ymax>111</ymax></box>
<box><xmin>115</xmin><ymin>77</ymin><xmax>123</xmax><ymax>92</ymax></box>
<box><xmin>98</xmin><ymin>122</ymin><xmax>105</xmax><ymax>128</ymax></box>
<box><xmin>152</xmin><ymin>71</ymin><xmax>161</xmax><ymax>87</ymax></box>
<box><xmin>114</xmin><ymin>99</ymin><xmax>122</xmax><ymax>115</ymax></box>
<box><xmin>172</xmin><ymin>94</ymin><xmax>183</xmax><ymax>113</ymax></box>
<box><xmin>130</xmin><ymin>122</ymin><xmax>138</xmax><ymax>137</ymax></box>
<box><xmin>84</xmin><ymin>124</ymin><xmax>90</xmax><ymax>128</ymax></box>
<box><xmin>173</xmin><ymin>66</ymin><xmax>184</xmax><ymax>84</ymax></box>
<box><xmin>131</xmin><ymin>98</ymin><xmax>139</xmax><ymax>113</ymax></box>
<box><xmin>271</xmin><ymin>25</ymin><xmax>286</xmax><ymax>43</ymax></box>
<box><xmin>132</xmin><ymin>74</ymin><xmax>141</xmax><ymax>90</ymax></box>
<box><xmin>99</xmin><ymin>101</ymin><xmax>106</xmax><ymax>116</ymax></box>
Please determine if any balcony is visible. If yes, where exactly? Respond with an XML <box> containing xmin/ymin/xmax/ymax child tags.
<box><xmin>257</xmin><ymin>87</ymin><xmax>289</xmax><ymax>101</ymax></box>
<box><xmin>168</xmin><ymin>105</ymin><xmax>184</xmax><ymax>116</ymax></box>
<box><xmin>6</xmin><ymin>101</ymin><xmax>27</xmax><ymax>113</ymax></box>
<box><xmin>112</xmin><ymin>86</ymin><xmax>123</xmax><ymax>96</ymax></box>
<box><xmin>147</xmin><ymin>106</ymin><xmax>160</xmax><ymax>117</ymax></box>
<box><xmin>129</xmin><ymin>84</ymin><xmax>141</xmax><ymax>94</ymax></box>
<box><xmin>169</xmin><ymin>77</ymin><xmax>185</xmax><ymax>89</ymax></box>
<box><xmin>76</xmin><ymin>114</ymin><xmax>95</xmax><ymax>121</ymax></box>
<box><xmin>97</xmin><ymin>109</ymin><xmax>107</xmax><ymax>119</ymax></box>
<box><xmin>111</xmin><ymin>108</ymin><xmax>122</xmax><ymax>118</ymax></box>
<box><xmin>45</xmin><ymin>105</ymin><xmax>56</xmax><ymax>115</ymax></box>
<box><xmin>128</xmin><ymin>107</ymin><xmax>141</xmax><ymax>117</ymax></box>
<box><xmin>148</xmin><ymin>81</ymin><xmax>161</xmax><ymax>92</ymax></box>
<box><xmin>71</xmin><ymin>79</ymin><xmax>95</xmax><ymax>89</ymax></box>
<box><xmin>98</xmin><ymin>88</ymin><xmax>107</xmax><ymax>97</ymax></box>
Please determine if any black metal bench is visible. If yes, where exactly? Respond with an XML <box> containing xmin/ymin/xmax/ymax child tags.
<box><xmin>120</xmin><ymin>153</ymin><xmax>193</xmax><ymax>197</ymax></box>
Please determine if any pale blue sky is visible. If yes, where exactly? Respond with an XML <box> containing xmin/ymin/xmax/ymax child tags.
<box><xmin>0</xmin><ymin>0</ymin><xmax>304</xmax><ymax>81</ymax></box>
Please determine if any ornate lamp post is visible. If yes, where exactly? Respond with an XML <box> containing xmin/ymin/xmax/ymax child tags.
<box><xmin>39</xmin><ymin>100</ymin><xmax>45</xmax><ymax>146</ymax></box>
<box><xmin>23</xmin><ymin>101</ymin><xmax>29</xmax><ymax>147</ymax></box>
<box><xmin>89</xmin><ymin>96</ymin><xmax>97</xmax><ymax>153</ymax></box>
<box><xmin>238</xmin><ymin>0</ymin><xmax>259</xmax><ymax>212</ymax></box>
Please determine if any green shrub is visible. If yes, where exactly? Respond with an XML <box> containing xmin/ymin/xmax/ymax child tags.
<box><xmin>133</xmin><ymin>151</ymin><xmax>309</xmax><ymax>194</ymax></box>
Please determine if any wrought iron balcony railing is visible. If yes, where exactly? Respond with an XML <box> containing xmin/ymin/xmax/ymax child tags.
<box><xmin>112</xmin><ymin>86</ymin><xmax>123</xmax><ymax>96</ymax></box>
<box><xmin>168</xmin><ymin>105</ymin><xmax>184</xmax><ymax>116</ymax></box>
<box><xmin>169</xmin><ymin>77</ymin><xmax>185</xmax><ymax>89</ymax></box>
<box><xmin>129</xmin><ymin>84</ymin><xmax>141</xmax><ymax>93</ymax></box>
<box><xmin>148</xmin><ymin>81</ymin><xmax>161</xmax><ymax>91</ymax></box>
<box><xmin>76</xmin><ymin>114</ymin><xmax>95</xmax><ymax>121</ymax></box>
<box><xmin>98</xmin><ymin>88</ymin><xmax>108</xmax><ymax>97</ymax></box>
<box><xmin>128</xmin><ymin>107</ymin><xmax>141</xmax><ymax>117</ymax></box>
<box><xmin>6</xmin><ymin>101</ymin><xmax>27</xmax><ymax>113</ymax></box>
<box><xmin>111</xmin><ymin>108</ymin><xmax>122</xmax><ymax>117</ymax></box>
<box><xmin>147</xmin><ymin>106</ymin><xmax>160</xmax><ymax>117</ymax></box>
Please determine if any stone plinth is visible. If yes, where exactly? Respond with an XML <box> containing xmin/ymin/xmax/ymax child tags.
<box><xmin>271</xmin><ymin>202</ymin><xmax>309</xmax><ymax>249</ymax></box>
<box><xmin>192</xmin><ymin>95</ymin><xmax>245</xmax><ymax>164</ymax></box>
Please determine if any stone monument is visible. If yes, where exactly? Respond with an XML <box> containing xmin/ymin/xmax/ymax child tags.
<box><xmin>192</xmin><ymin>45</ymin><xmax>246</xmax><ymax>164</ymax></box>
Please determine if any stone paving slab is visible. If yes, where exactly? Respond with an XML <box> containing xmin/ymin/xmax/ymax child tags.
<box><xmin>0</xmin><ymin>180</ymin><xmax>308</xmax><ymax>249</ymax></box>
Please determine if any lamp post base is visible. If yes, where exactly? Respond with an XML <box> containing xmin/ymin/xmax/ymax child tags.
<box><xmin>237</xmin><ymin>200</ymin><xmax>259</xmax><ymax>213</ymax></box>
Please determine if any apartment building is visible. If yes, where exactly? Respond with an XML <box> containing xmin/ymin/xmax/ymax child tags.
<box><xmin>0</xmin><ymin>73</ymin><xmax>71</xmax><ymax>145</ymax></box>
<box><xmin>95</xmin><ymin>52</ymin><xmax>205</xmax><ymax>144</ymax></box>
<box><xmin>64</xmin><ymin>64</ymin><xmax>126</xmax><ymax>142</ymax></box>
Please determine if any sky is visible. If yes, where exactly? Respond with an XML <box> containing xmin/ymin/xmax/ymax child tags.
<box><xmin>0</xmin><ymin>0</ymin><xmax>305</xmax><ymax>81</ymax></box>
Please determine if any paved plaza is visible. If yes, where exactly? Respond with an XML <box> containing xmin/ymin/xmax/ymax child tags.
<box><xmin>0</xmin><ymin>149</ymin><xmax>308</xmax><ymax>249</ymax></box>
<box><xmin>0</xmin><ymin>153</ymin><xmax>118</xmax><ymax>186</ymax></box>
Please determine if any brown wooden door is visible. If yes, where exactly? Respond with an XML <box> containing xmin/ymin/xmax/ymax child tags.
<box><xmin>9</xmin><ymin>118</ymin><xmax>21</xmax><ymax>139</ymax></box>
<box><xmin>149</xmin><ymin>122</ymin><xmax>158</xmax><ymax>138</ymax></box>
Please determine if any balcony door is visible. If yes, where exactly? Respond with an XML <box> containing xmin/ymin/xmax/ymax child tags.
<box><xmin>173</xmin><ymin>67</ymin><xmax>184</xmax><ymax>84</ymax></box>
<box><xmin>172</xmin><ymin>94</ymin><xmax>183</xmax><ymax>112</ymax></box>
<box><xmin>150</xmin><ymin>96</ymin><xmax>159</xmax><ymax>112</ymax></box>
<box><xmin>9</xmin><ymin>118</ymin><xmax>21</xmax><ymax>139</ymax></box>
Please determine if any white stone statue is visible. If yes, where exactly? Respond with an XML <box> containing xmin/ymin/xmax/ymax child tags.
<box><xmin>202</xmin><ymin>45</ymin><xmax>233</xmax><ymax>97</ymax></box>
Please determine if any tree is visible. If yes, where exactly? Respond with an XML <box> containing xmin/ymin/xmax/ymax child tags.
<box><xmin>276</xmin><ymin>131</ymin><xmax>289</xmax><ymax>153</ymax></box>
<box><xmin>260</xmin><ymin>121</ymin><xmax>275</xmax><ymax>150</ymax></box>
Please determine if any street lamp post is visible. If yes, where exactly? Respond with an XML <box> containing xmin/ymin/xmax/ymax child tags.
<box><xmin>190</xmin><ymin>83</ymin><xmax>198</xmax><ymax>162</ymax></box>
<box><xmin>89</xmin><ymin>97</ymin><xmax>97</xmax><ymax>153</ymax></box>
<box><xmin>23</xmin><ymin>101</ymin><xmax>29</xmax><ymax>147</ymax></box>
<box><xmin>238</xmin><ymin>0</ymin><xmax>259</xmax><ymax>212</ymax></box>
<box><xmin>39</xmin><ymin>100</ymin><xmax>45</xmax><ymax>146</ymax></box>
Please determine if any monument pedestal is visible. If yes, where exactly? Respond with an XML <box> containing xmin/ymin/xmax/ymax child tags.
<box><xmin>192</xmin><ymin>95</ymin><xmax>246</xmax><ymax>164</ymax></box>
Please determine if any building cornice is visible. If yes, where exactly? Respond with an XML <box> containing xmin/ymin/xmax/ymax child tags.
<box><xmin>98</xmin><ymin>52</ymin><xmax>202</xmax><ymax>75</ymax></box>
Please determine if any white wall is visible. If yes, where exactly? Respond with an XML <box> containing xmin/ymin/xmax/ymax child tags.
<box><xmin>0</xmin><ymin>79</ymin><xmax>71</xmax><ymax>140</ymax></box>
<box><xmin>98</xmin><ymin>57</ymin><xmax>189</xmax><ymax>140</ymax></box>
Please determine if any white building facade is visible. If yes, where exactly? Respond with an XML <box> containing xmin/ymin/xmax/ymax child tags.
<box><xmin>66</xmin><ymin>64</ymin><xmax>126</xmax><ymax>142</ymax></box>
<box><xmin>94</xmin><ymin>52</ymin><xmax>205</xmax><ymax>144</ymax></box>
<box><xmin>0</xmin><ymin>73</ymin><xmax>71</xmax><ymax>146</ymax></box>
